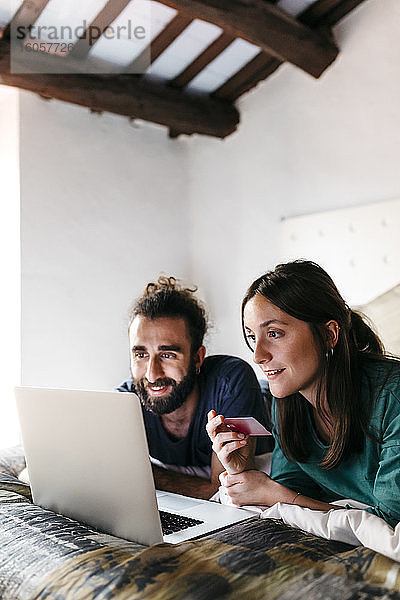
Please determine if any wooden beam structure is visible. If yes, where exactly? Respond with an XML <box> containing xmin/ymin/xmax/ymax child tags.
<box><xmin>299</xmin><ymin>0</ymin><xmax>368</xmax><ymax>28</ymax></box>
<box><xmin>170</xmin><ymin>32</ymin><xmax>234</xmax><ymax>89</ymax></box>
<box><xmin>213</xmin><ymin>52</ymin><xmax>282</xmax><ymax>102</ymax></box>
<box><xmin>213</xmin><ymin>0</ymin><xmax>362</xmax><ymax>102</ymax></box>
<box><xmin>125</xmin><ymin>14</ymin><xmax>192</xmax><ymax>74</ymax></box>
<box><xmin>2</xmin><ymin>0</ymin><xmax>52</xmax><ymax>39</ymax></box>
<box><xmin>158</xmin><ymin>0</ymin><xmax>339</xmax><ymax>78</ymax></box>
<box><xmin>0</xmin><ymin>0</ymin><xmax>368</xmax><ymax>138</ymax></box>
<box><xmin>70</xmin><ymin>0</ymin><xmax>132</xmax><ymax>59</ymax></box>
<box><xmin>0</xmin><ymin>39</ymin><xmax>239</xmax><ymax>138</ymax></box>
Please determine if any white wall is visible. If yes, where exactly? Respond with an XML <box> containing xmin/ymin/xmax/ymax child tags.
<box><xmin>20</xmin><ymin>98</ymin><xmax>191</xmax><ymax>389</ymax></box>
<box><xmin>187</xmin><ymin>0</ymin><xmax>400</xmax><ymax>361</ymax></box>
<box><xmin>0</xmin><ymin>87</ymin><xmax>20</xmax><ymax>447</ymax></box>
<box><xmin>19</xmin><ymin>0</ymin><xmax>400</xmax><ymax>389</ymax></box>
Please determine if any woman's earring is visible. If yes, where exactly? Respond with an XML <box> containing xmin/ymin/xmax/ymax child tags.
<box><xmin>326</xmin><ymin>347</ymin><xmax>334</xmax><ymax>359</ymax></box>
<box><xmin>196</xmin><ymin>367</ymin><xmax>200</xmax><ymax>375</ymax></box>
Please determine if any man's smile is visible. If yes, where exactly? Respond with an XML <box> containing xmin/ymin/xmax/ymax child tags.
<box><xmin>147</xmin><ymin>383</ymin><xmax>172</xmax><ymax>396</ymax></box>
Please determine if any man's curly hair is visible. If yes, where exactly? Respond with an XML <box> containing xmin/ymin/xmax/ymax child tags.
<box><xmin>129</xmin><ymin>276</ymin><xmax>208</xmax><ymax>351</ymax></box>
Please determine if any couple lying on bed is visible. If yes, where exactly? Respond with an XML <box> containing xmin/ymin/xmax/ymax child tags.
<box><xmin>119</xmin><ymin>262</ymin><xmax>400</xmax><ymax>528</ymax></box>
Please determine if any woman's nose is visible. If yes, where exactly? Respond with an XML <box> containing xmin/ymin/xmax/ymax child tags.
<box><xmin>253</xmin><ymin>339</ymin><xmax>272</xmax><ymax>365</ymax></box>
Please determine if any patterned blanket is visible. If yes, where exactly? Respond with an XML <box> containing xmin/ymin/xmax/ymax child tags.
<box><xmin>1</xmin><ymin>449</ymin><xmax>400</xmax><ymax>599</ymax></box>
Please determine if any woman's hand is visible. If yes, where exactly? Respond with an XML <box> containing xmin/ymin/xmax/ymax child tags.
<box><xmin>206</xmin><ymin>410</ymin><xmax>255</xmax><ymax>475</ymax></box>
<box><xmin>220</xmin><ymin>469</ymin><xmax>272</xmax><ymax>506</ymax></box>
<box><xmin>221</xmin><ymin>470</ymin><xmax>342</xmax><ymax>512</ymax></box>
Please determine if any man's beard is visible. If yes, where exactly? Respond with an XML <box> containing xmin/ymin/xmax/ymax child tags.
<box><xmin>133</xmin><ymin>358</ymin><xmax>197</xmax><ymax>416</ymax></box>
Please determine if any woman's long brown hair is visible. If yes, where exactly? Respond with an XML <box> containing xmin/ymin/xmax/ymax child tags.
<box><xmin>242</xmin><ymin>260</ymin><xmax>388</xmax><ymax>469</ymax></box>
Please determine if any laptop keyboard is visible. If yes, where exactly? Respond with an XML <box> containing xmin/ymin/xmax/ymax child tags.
<box><xmin>159</xmin><ymin>510</ymin><xmax>204</xmax><ymax>535</ymax></box>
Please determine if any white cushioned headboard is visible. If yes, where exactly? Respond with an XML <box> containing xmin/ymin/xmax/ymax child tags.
<box><xmin>357</xmin><ymin>284</ymin><xmax>400</xmax><ymax>355</ymax></box>
<box><xmin>280</xmin><ymin>198</ymin><xmax>400</xmax><ymax>306</ymax></box>
<box><xmin>279</xmin><ymin>198</ymin><xmax>400</xmax><ymax>354</ymax></box>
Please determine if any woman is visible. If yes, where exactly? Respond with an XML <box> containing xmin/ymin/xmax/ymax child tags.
<box><xmin>207</xmin><ymin>260</ymin><xmax>400</xmax><ymax>526</ymax></box>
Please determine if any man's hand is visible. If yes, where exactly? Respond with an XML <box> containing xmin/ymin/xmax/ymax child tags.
<box><xmin>206</xmin><ymin>410</ymin><xmax>256</xmax><ymax>475</ymax></box>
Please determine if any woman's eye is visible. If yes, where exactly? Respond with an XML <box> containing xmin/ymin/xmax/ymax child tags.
<box><xmin>246</xmin><ymin>334</ymin><xmax>256</xmax><ymax>349</ymax></box>
<box><xmin>267</xmin><ymin>330</ymin><xmax>282</xmax><ymax>338</ymax></box>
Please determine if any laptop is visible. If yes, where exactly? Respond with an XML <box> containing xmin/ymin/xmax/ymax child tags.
<box><xmin>15</xmin><ymin>387</ymin><xmax>255</xmax><ymax>545</ymax></box>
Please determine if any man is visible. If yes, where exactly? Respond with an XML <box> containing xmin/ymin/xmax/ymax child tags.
<box><xmin>117</xmin><ymin>276</ymin><xmax>269</xmax><ymax>499</ymax></box>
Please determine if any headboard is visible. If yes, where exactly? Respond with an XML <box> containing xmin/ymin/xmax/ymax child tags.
<box><xmin>279</xmin><ymin>198</ymin><xmax>400</xmax><ymax>354</ymax></box>
<box><xmin>280</xmin><ymin>198</ymin><xmax>400</xmax><ymax>306</ymax></box>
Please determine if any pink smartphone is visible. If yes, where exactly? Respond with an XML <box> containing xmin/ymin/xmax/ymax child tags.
<box><xmin>224</xmin><ymin>417</ymin><xmax>272</xmax><ymax>436</ymax></box>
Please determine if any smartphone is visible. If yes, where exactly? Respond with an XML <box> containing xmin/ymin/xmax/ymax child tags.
<box><xmin>223</xmin><ymin>417</ymin><xmax>272</xmax><ymax>436</ymax></box>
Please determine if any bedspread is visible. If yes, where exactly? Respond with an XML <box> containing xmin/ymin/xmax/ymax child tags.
<box><xmin>1</xmin><ymin>453</ymin><xmax>400</xmax><ymax>599</ymax></box>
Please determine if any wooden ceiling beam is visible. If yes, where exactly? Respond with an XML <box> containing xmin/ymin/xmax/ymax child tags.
<box><xmin>149</xmin><ymin>14</ymin><xmax>192</xmax><ymax>62</ymax></box>
<box><xmin>2</xmin><ymin>0</ymin><xmax>52</xmax><ymax>39</ymax></box>
<box><xmin>0</xmin><ymin>39</ymin><xmax>239</xmax><ymax>138</ymax></box>
<box><xmin>210</xmin><ymin>0</ymin><xmax>365</xmax><ymax>102</ymax></box>
<box><xmin>158</xmin><ymin>0</ymin><xmax>338</xmax><ymax>78</ymax></box>
<box><xmin>70</xmin><ymin>0</ymin><xmax>132</xmax><ymax>59</ymax></box>
<box><xmin>213</xmin><ymin>52</ymin><xmax>282</xmax><ymax>101</ymax></box>
<box><xmin>170</xmin><ymin>32</ymin><xmax>234</xmax><ymax>89</ymax></box>
<box><xmin>298</xmin><ymin>0</ymin><xmax>368</xmax><ymax>28</ymax></box>
<box><xmin>125</xmin><ymin>14</ymin><xmax>192</xmax><ymax>74</ymax></box>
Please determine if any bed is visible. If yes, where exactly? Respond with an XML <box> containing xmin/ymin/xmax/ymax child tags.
<box><xmin>1</xmin><ymin>446</ymin><xmax>400</xmax><ymax>600</ymax></box>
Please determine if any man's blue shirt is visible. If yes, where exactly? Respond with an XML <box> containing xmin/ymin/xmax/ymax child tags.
<box><xmin>117</xmin><ymin>354</ymin><xmax>268</xmax><ymax>468</ymax></box>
